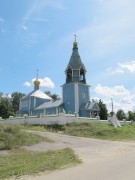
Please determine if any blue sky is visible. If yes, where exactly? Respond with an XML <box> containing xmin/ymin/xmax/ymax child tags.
<box><xmin>1</xmin><ymin>0</ymin><xmax>135</xmax><ymax>112</ymax></box>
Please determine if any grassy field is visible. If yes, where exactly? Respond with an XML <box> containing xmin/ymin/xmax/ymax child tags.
<box><xmin>0</xmin><ymin>124</ymin><xmax>52</xmax><ymax>150</ymax></box>
<box><xmin>23</xmin><ymin>123</ymin><xmax>135</xmax><ymax>141</ymax></box>
<box><xmin>60</xmin><ymin>122</ymin><xmax>135</xmax><ymax>141</ymax></box>
<box><xmin>0</xmin><ymin>148</ymin><xmax>81</xmax><ymax>179</ymax></box>
<box><xmin>0</xmin><ymin>124</ymin><xmax>81</xmax><ymax>179</ymax></box>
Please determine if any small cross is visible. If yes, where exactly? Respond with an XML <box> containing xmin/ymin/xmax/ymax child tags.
<box><xmin>74</xmin><ymin>34</ymin><xmax>77</xmax><ymax>42</ymax></box>
<box><xmin>36</xmin><ymin>69</ymin><xmax>39</xmax><ymax>79</ymax></box>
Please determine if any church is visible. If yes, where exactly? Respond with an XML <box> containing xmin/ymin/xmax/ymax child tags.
<box><xmin>19</xmin><ymin>37</ymin><xmax>100</xmax><ymax>118</ymax></box>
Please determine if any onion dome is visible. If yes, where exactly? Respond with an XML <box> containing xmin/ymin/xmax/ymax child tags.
<box><xmin>34</xmin><ymin>69</ymin><xmax>40</xmax><ymax>90</ymax></box>
<box><xmin>34</xmin><ymin>79</ymin><xmax>40</xmax><ymax>86</ymax></box>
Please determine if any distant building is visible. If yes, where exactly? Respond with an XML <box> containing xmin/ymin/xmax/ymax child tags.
<box><xmin>19</xmin><ymin>37</ymin><xmax>100</xmax><ymax>117</ymax></box>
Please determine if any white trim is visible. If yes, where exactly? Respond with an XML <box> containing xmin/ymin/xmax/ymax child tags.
<box><xmin>88</xmin><ymin>86</ymin><xmax>90</xmax><ymax>101</ymax></box>
<box><xmin>61</xmin><ymin>82</ymin><xmax>91</xmax><ymax>87</ymax></box>
<box><xmin>56</xmin><ymin>107</ymin><xmax>58</xmax><ymax>114</ymax></box>
<box><xmin>44</xmin><ymin>109</ymin><xmax>46</xmax><ymax>114</ymax></box>
<box><xmin>74</xmin><ymin>83</ymin><xmax>79</xmax><ymax>113</ymax></box>
<box><xmin>34</xmin><ymin>97</ymin><xmax>36</xmax><ymax>108</ymax></box>
<box><xmin>61</xmin><ymin>86</ymin><xmax>63</xmax><ymax>102</ymax></box>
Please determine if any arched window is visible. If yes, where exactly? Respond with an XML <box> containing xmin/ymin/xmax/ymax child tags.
<box><xmin>80</xmin><ymin>67</ymin><xmax>86</xmax><ymax>83</ymax></box>
<box><xmin>66</xmin><ymin>66</ymin><xmax>72</xmax><ymax>83</ymax></box>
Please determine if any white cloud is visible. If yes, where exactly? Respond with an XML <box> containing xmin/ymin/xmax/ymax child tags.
<box><xmin>0</xmin><ymin>17</ymin><xmax>7</xmax><ymax>33</ymax></box>
<box><xmin>22</xmin><ymin>25</ymin><xmax>28</xmax><ymax>31</ymax></box>
<box><xmin>94</xmin><ymin>84</ymin><xmax>135</xmax><ymax>113</ymax></box>
<box><xmin>23</xmin><ymin>82</ymin><xmax>32</xmax><ymax>87</ymax></box>
<box><xmin>38</xmin><ymin>77</ymin><xmax>55</xmax><ymax>88</ymax></box>
<box><xmin>118</xmin><ymin>61</ymin><xmax>135</xmax><ymax>73</ymax></box>
<box><xmin>95</xmin><ymin>84</ymin><xmax>130</xmax><ymax>97</ymax></box>
<box><xmin>106</xmin><ymin>61</ymin><xmax>135</xmax><ymax>74</ymax></box>
<box><xmin>0</xmin><ymin>17</ymin><xmax>4</xmax><ymax>22</ymax></box>
<box><xmin>23</xmin><ymin>0</ymin><xmax>66</xmax><ymax>22</ymax></box>
<box><xmin>23</xmin><ymin>77</ymin><xmax>55</xmax><ymax>89</ymax></box>
<box><xmin>2</xmin><ymin>94</ymin><xmax>11</xmax><ymax>98</ymax></box>
<box><xmin>68</xmin><ymin>0</ymin><xmax>135</xmax><ymax>59</ymax></box>
<box><xmin>106</xmin><ymin>67</ymin><xmax>124</xmax><ymax>74</ymax></box>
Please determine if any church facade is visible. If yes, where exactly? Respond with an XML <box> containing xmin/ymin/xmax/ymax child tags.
<box><xmin>19</xmin><ymin>38</ymin><xmax>100</xmax><ymax>118</ymax></box>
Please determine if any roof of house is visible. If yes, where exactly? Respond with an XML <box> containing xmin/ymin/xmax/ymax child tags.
<box><xmin>34</xmin><ymin>99</ymin><xmax>63</xmax><ymax>110</ymax></box>
<box><xmin>80</xmin><ymin>101</ymin><xmax>100</xmax><ymax>111</ymax></box>
<box><xmin>22</xmin><ymin>90</ymin><xmax>52</xmax><ymax>100</ymax></box>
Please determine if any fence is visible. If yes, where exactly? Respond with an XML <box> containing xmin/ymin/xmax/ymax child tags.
<box><xmin>0</xmin><ymin>113</ymin><xmax>131</xmax><ymax>126</ymax></box>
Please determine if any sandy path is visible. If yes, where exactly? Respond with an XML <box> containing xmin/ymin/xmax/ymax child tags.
<box><xmin>19</xmin><ymin>131</ymin><xmax>135</xmax><ymax>180</ymax></box>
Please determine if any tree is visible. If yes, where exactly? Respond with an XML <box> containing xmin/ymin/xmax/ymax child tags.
<box><xmin>0</xmin><ymin>96</ymin><xmax>15</xmax><ymax>119</ymax></box>
<box><xmin>45</xmin><ymin>91</ymin><xmax>60</xmax><ymax>101</ymax></box>
<box><xmin>116</xmin><ymin>109</ymin><xmax>126</xmax><ymax>120</ymax></box>
<box><xmin>11</xmin><ymin>92</ymin><xmax>25</xmax><ymax>113</ymax></box>
<box><xmin>127</xmin><ymin>111</ymin><xmax>135</xmax><ymax>121</ymax></box>
<box><xmin>97</xmin><ymin>99</ymin><xmax>108</xmax><ymax>120</ymax></box>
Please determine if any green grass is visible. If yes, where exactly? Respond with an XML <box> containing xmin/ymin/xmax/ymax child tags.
<box><xmin>22</xmin><ymin>124</ymin><xmax>47</xmax><ymax>132</ymax></box>
<box><xmin>0</xmin><ymin>148</ymin><xmax>81</xmax><ymax>179</ymax></box>
<box><xmin>25</xmin><ymin>122</ymin><xmax>135</xmax><ymax>141</ymax></box>
<box><xmin>60</xmin><ymin>122</ymin><xmax>135</xmax><ymax>141</ymax></box>
<box><xmin>0</xmin><ymin>124</ymin><xmax>53</xmax><ymax>150</ymax></box>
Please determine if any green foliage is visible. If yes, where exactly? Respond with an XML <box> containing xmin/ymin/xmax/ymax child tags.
<box><xmin>127</xmin><ymin>111</ymin><xmax>135</xmax><ymax>121</ymax></box>
<box><xmin>0</xmin><ymin>124</ymin><xmax>52</xmax><ymax>150</ymax></box>
<box><xmin>0</xmin><ymin>92</ymin><xmax>25</xmax><ymax>118</ymax></box>
<box><xmin>11</xmin><ymin>92</ymin><xmax>25</xmax><ymax>113</ymax></box>
<box><xmin>45</xmin><ymin>91</ymin><xmax>60</xmax><ymax>101</ymax></box>
<box><xmin>0</xmin><ymin>96</ymin><xmax>15</xmax><ymax>119</ymax></box>
<box><xmin>0</xmin><ymin>148</ymin><xmax>81</xmax><ymax>179</ymax></box>
<box><xmin>116</xmin><ymin>109</ymin><xmax>126</xmax><ymax>120</ymax></box>
<box><xmin>44</xmin><ymin>122</ymin><xmax>135</xmax><ymax>141</ymax></box>
<box><xmin>97</xmin><ymin>99</ymin><xmax>108</xmax><ymax>120</ymax></box>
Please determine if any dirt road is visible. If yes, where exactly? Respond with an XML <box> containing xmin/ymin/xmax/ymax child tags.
<box><xmin>20</xmin><ymin>131</ymin><xmax>135</xmax><ymax>180</ymax></box>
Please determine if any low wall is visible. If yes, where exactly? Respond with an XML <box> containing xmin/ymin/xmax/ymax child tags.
<box><xmin>0</xmin><ymin>114</ymin><xmax>131</xmax><ymax>126</ymax></box>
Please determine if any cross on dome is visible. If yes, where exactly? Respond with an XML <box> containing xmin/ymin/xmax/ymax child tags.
<box><xmin>73</xmin><ymin>34</ymin><xmax>78</xmax><ymax>47</ymax></box>
<box><xmin>34</xmin><ymin>69</ymin><xmax>40</xmax><ymax>90</ymax></box>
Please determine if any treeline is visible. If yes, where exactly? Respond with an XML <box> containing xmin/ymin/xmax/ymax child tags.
<box><xmin>0</xmin><ymin>92</ymin><xmax>24</xmax><ymax>119</ymax></box>
<box><xmin>0</xmin><ymin>91</ymin><xmax>134</xmax><ymax>121</ymax></box>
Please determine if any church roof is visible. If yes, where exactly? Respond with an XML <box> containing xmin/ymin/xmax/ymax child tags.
<box><xmin>66</xmin><ymin>41</ymin><xmax>86</xmax><ymax>71</ymax></box>
<box><xmin>34</xmin><ymin>99</ymin><xmax>63</xmax><ymax>110</ymax></box>
<box><xmin>22</xmin><ymin>90</ymin><xmax>52</xmax><ymax>100</ymax></box>
<box><xmin>30</xmin><ymin>90</ymin><xmax>52</xmax><ymax>99</ymax></box>
<box><xmin>80</xmin><ymin>101</ymin><xmax>100</xmax><ymax>111</ymax></box>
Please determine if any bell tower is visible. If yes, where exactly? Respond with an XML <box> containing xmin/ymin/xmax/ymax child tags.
<box><xmin>62</xmin><ymin>36</ymin><xmax>90</xmax><ymax>116</ymax></box>
<box><xmin>65</xmin><ymin>35</ymin><xmax>86</xmax><ymax>84</ymax></box>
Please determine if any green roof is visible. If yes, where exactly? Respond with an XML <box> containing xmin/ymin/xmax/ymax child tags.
<box><xmin>67</xmin><ymin>45</ymin><xmax>86</xmax><ymax>70</ymax></box>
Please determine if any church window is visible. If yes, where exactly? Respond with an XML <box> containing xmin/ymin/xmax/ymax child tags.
<box><xmin>66</xmin><ymin>66</ymin><xmax>72</xmax><ymax>83</ymax></box>
<box><xmin>80</xmin><ymin>67</ymin><xmax>86</xmax><ymax>83</ymax></box>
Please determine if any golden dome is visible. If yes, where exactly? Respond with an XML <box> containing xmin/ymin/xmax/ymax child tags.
<box><xmin>73</xmin><ymin>41</ymin><xmax>78</xmax><ymax>47</ymax></box>
<box><xmin>34</xmin><ymin>79</ymin><xmax>40</xmax><ymax>86</ymax></box>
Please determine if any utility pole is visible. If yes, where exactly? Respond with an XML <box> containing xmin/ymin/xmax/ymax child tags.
<box><xmin>111</xmin><ymin>98</ymin><xmax>114</xmax><ymax>115</ymax></box>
